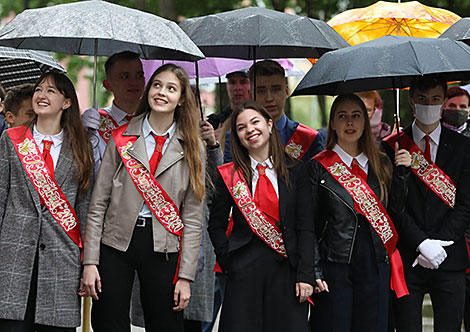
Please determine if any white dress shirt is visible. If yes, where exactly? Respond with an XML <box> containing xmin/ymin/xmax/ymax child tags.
<box><xmin>412</xmin><ymin>120</ymin><xmax>441</xmax><ymax>163</ymax></box>
<box><xmin>91</xmin><ymin>101</ymin><xmax>134</xmax><ymax>175</ymax></box>
<box><xmin>249</xmin><ymin>155</ymin><xmax>279</xmax><ymax>198</ymax></box>
<box><xmin>138</xmin><ymin>115</ymin><xmax>177</xmax><ymax>218</ymax></box>
<box><xmin>332</xmin><ymin>144</ymin><xmax>369</xmax><ymax>175</ymax></box>
<box><xmin>33</xmin><ymin>124</ymin><xmax>64</xmax><ymax>170</ymax></box>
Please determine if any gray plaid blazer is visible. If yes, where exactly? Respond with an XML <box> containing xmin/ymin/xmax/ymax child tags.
<box><xmin>0</xmin><ymin>129</ymin><xmax>92</xmax><ymax>328</ymax></box>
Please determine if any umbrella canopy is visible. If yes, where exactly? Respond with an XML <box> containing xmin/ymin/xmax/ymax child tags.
<box><xmin>328</xmin><ymin>1</ymin><xmax>460</xmax><ymax>46</ymax></box>
<box><xmin>0</xmin><ymin>46</ymin><xmax>65</xmax><ymax>90</ymax></box>
<box><xmin>179</xmin><ymin>6</ymin><xmax>349</xmax><ymax>59</ymax></box>
<box><xmin>440</xmin><ymin>17</ymin><xmax>470</xmax><ymax>44</ymax></box>
<box><xmin>0</xmin><ymin>0</ymin><xmax>204</xmax><ymax>61</ymax></box>
<box><xmin>292</xmin><ymin>36</ymin><xmax>470</xmax><ymax>96</ymax></box>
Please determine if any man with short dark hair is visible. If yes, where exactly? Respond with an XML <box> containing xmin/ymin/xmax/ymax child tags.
<box><xmin>442</xmin><ymin>86</ymin><xmax>470</xmax><ymax>137</ymax></box>
<box><xmin>383</xmin><ymin>76</ymin><xmax>470</xmax><ymax>332</ymax></box>
<box><xmin>81</xmin><ymin>51</ymin><xmax>145</xmax><ymax>174</ymax></box>
<box><xmin>2</xmin><ymin>83</ymin><xmax>34</xmax><ymax>128</ymax></box>
<box><xmin>224</xmin><ymin>60</ymin><xmax>325</xmax><ymax>163</ymax></box>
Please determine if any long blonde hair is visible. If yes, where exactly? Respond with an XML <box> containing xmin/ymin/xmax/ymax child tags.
<box><xmin>326</xmin><ymin>94</ymin><xmax>392</xmax><ymax>202</ymax></box>
<box><xmin>136</xmin><ymin>64</ymin><xmax>204</xmax><ymax>201</ymax></box>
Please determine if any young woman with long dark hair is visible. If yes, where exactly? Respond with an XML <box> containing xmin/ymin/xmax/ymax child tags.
<box><xmin>209</xmin><ymin>101</ymin><xmax>316</xmax><ymax>332</ymax></box>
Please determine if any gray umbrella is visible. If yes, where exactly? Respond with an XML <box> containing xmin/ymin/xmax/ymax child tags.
<box><xmin>439</xmin><ymin>18</ymin><xmax>470</xmax><ymax>44</ymax></box>
<box><xmin>179</xmin><ymin>6</ymin><xmax>349</xmax><ymax>60</ymax></box>
<box><xmin>0</xmin><ymin>46</ymin><xmax>65</xmax><ymax>90</ymax></box>
<box><xmin>292</xmin><ymin>36</ymin><xmax>470</xmax><ymax>96</ymax></box>
<box><xmin>0</xmin><ymin>0</ymin><xmax>204</xmax><ymax>105</ymax></box>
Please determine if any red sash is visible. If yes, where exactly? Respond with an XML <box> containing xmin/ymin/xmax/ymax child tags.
<box><xmin>97</xmin><ymin>109</ymin><xmax>119</xmax><ymax>144</ymax></box>
<box><xmin>112</xmin><ymin>125</ymin><xmax>184</xmax><ymax>283</ymax></box>
<box><xmin>218</xmin><ymin>162</ymin><xmax>287</xmax><ymax>258</ymax></box>
<box><xmin>315</xmin><ymin>150</ymin><xmax>409</xmax><ymax>297</ymax></box>
<box><xmin>385</xmin><ymin>132</ymin><xmax>456</xmax><ymax>208</ymax></box>
<box><xmin>285</xmin><ymin>123</ymin><xmax>318</xmax><ymax>160</ymax></box>
<box><xmin>7</xmin><ymin>126</ymin><xmax>82</xmax><ymax>253</ymax></box>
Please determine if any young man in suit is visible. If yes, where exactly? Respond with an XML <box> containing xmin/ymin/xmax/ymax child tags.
<box><xmin>81</xmin><ymin>51</ymin><xmax>145</xmax><ymax>175</ymax></box>
<box><xmin>383</xmin><ymin>76</ymin><xmax>470</xmax><ymax>332</ymax></box>
<box><xmin>223</xmin><ymin>60</ymin><xmax>326</xmax><ymax>163</ymax></box>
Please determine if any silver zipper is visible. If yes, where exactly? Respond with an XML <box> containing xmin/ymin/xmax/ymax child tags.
<box><xmin>320</xmin><ymin>181</ymin><xmax>358</xmax><ymax>264</ymax></box>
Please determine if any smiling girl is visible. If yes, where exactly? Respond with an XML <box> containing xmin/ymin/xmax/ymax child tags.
<box><xmin>309</xmin><ymin>94</ymin><xmax>411</xmax><ymax>332</ymax></box>
<box><xmin>0</xmin><ymin>72</ymin><xmax>93</xmax><ymax>331</ymax></box>
<box><xmin>81</xmin><ymin>64</ymin><xmax>204</xmax><ymax>332</ymax></box>
<box><xmin>209</xmin><ymin>101</ymin><xmax>316</xmax><ymax>332</ymax></box>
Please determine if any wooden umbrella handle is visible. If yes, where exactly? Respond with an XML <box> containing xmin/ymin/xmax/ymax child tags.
<box><xmin>82</xmin><ymin>297</ymin><xmax>91</xmax><ymax>332</ymax></box>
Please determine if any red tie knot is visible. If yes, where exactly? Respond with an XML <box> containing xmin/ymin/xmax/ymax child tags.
<box><xmin>125</xmin><ymin>115</ymin><xmax>133</xmax><ymax>122</ymax></box>
<box><xmin>424</xmin><ymin>135</ymin><xmax>430</xmax><ymax>143</ymax></box>
<box><xmin>352</xmin><ymin>158</ymin><xmax>358</xmax><ymax>166</ymax></box>
<box><xmin>153</xmin><ymin>135</ymin><xmax>167</xmax><ymax>153</ymax></box>
<box><xmin>257</xmin><ymin>164</ymin><xmax>267</xmax><ymax>176</ymax></box>
<box><xmin>43</xmin><ymin>140</ymin><xmax>53</xmax><ymax>152</ymax></box>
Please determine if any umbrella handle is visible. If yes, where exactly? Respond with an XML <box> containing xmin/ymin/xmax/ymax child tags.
<box><xmin>82</xmin><ymin>297</ymin><xmax>91</xmax><ymax>332</ymax></box>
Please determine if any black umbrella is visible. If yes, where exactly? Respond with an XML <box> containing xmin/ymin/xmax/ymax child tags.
<box><xmin>292</xmin><ymin>36</ymin><xmax>470</xmax><ymax>96</ymax></box>
<box><xmin>179</xmin><ymin>6</ymin><xmax>349</xmax><ymax>60</ymax></box>
<box><xmin>0</xmin><ymin>47</ymin><xmax>65</xmax><ymax>90</ymax></box>
<box><xmin>292</xmin><ymin>36</ymin><xmax>470</xmax><ymax>146</ymax></box>
<box><xmin>439</xmin><ymin>17</ymin><xmax>470</xmax><ymax>44</ymax></box>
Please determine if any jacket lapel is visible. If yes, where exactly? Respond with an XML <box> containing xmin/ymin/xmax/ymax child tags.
<box><xmin>435</xmin><ymin>126</ymin><xmax>454</xmax><ymax>172</ymax></box>
<box><xmin>278</xmin><ymin>178</ymin><xmax>288</xmax><ymax>224</ymax></box>
<box><xmin>155</xmin><ymin>130</ymin><xmax>184</xmax><ymax>178</ymax></box>
<box><xmin>54</xmin><ymin>141</ymin><xmax>73</xmax><ymax>188</ymax></box>
<box><xmin>123</xmin><ymin>114</ymin><xmax>150</xmax><ymax>171</ymax></box>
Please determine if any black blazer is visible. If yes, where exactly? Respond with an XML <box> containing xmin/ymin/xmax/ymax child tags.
<box><xmin>208</xmin><ymin>159</ymin><xmax>316</xmax><ymax>286</ymax></box>
<box><xmin>382</xmin><ymin>125</ymin><xmax>470</xmax><ymax>271</ymax></box>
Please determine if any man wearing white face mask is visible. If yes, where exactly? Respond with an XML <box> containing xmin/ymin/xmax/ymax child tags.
<box><xmin>356</xmin><ymin>90</ymin><xmax>391</xmax><ymax>141</ymax></box>
<box><xmin>382</xmin><ymin>76</ymin><xmax>470</xmax><ymax>332</ymax></box>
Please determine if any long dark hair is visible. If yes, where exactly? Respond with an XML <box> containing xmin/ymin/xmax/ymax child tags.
<box><xmin>326</xmin><ymin>94</ymin><xmax>392</xmax><ymax>202</ymax></box>
<box><xmin>230</xmin><ymin>101</ymin><xmax>292</xmax><ymax>185</ymax></box>
<box><xmin>32</xmin><ymin>72</ymin><xmax>93</xmax><ymax>193</ymax></box>
<box><xmin>136</xmin><ymin>64</ymin><xmax>204</xmax><ymax>201</ymax></box>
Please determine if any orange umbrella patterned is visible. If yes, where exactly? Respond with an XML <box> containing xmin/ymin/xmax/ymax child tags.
<box><xmin>327</xmin><ymin>1</ymin><xmax>460</xmax><ymax>46</ymax></box>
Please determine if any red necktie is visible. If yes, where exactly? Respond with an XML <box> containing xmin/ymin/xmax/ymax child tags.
<box><xmin>149</xmin><ymin>134</ymin><xmax>167</xmax><ymax>175</ymax></box>
<box><xmin>42</xmin><ymin>139</ymin><xmax>54</xmax><ymax>178</ymax></box>
<box><xmin>351</xmin><ymin>158</ymin><xmax>367</xmax><ymax>182</ymax></box>
<box><xmin>424</xmin><ymin>135</ymin><xmax>432</xmax><ymax>163</ymax></box>
<box><xmin>125</xmin><ymin>115</ymin><xmax>133</xmax><ymax>122</ymax></box>
<box><xmin>254</xmin><ymin>164</ymin><xmax>279</xmax><ymax>221</ymax></box>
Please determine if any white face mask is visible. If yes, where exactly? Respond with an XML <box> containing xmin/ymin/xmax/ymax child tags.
<box><xmin>414</xmin><ymin>103</ymin><xmax>442</xmax><ymax>125</ymax></box>
<box><xmin>370</xmin><ymin>108</ymin><xmax>383</xmax><ymax>128</ymax></box>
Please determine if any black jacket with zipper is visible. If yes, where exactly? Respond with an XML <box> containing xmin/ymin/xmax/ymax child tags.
<box><xmin>309</xmin><ymin>152</ymin><xmax>408</xmax><ymax>280</ymax></box>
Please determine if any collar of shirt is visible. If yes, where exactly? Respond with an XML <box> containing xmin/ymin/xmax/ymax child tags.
<box><xmin>412</xmin><ymin>120</ymin><xmax>441</xmax><ymax>147</ymax></box>
<box><xmin>275</xmin><ymin>114</ymin><xmax>288</xmax><ymax>131</ymax></box>
<box><xmin>109</xmin><ymin>101</ymin><xmax>134</xmax><ymax>123</ymax></box>
<box><xmin>33</xmin><ymin>124</ymin><xmax>64</xmax><ymax>151</ymax></box>
<box><xmin>142</xmin><ymin>114</ymin><xmax>176</xmax><ymax>158</ymax></box>
<box><xmin>332</xmin><ymin>144</ymin><xmax>369</xmax><ymax>174</ymax></box>
<box><xmin>442</xmin><ymin>120</ymin><xmax>467</xmax><ymax>134</ymax></box>
<box><xmin>142</xmin><ymin>114</ymin><xmax>176</xmax><ymax>140</ymax></box>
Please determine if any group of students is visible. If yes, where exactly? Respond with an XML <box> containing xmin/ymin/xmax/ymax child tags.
<box><xmin>0</xmin><ymin>50</ymin><xmax>469</xmax><ymax>332</ymax></box>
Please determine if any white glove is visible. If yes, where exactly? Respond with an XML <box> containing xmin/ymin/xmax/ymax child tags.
<box><xmin>417</xmin><ymin>238</ymin><xmax>454</xmax><ymax>268</ymax></box>
<box><xmin>412</xmin><ymin>254</ymin><xmax>437</xmax><ymax>269</ymax></box>
<box><xmin>81</xmin><ymin>107</ymin><xmax>101</xmax><ymax>130</ymax></box>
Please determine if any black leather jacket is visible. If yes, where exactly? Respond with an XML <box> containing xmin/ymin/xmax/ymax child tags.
<box><xmin>309</xmin><ymin>154</ymin><xmax>408</xmax><ymax>279</ymax></box>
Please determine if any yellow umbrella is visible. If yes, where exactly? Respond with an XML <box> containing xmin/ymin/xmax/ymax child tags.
<box><xmin>327</xmin><ymin>1</ymin><xmax>460</xmax><ymax>46</ymax></box>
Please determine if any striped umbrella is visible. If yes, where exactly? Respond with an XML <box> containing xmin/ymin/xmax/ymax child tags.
<box><xmin>0</xmin><ymin>46</ymin><xmax>65</xmax><ymax>90</ymax></box>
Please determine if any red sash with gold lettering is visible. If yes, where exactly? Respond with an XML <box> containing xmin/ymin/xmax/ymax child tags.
<box><xmin>385</xmin><ymin>132</ymin><xmax>456</xmax><ymax>208</ymax></box>
<box><xmin>315</xmin><ymin>150</ymin><xmax>409</xmax><ymax>297</ymax></box>
<box><xmin>7</xmin><ymin>126</ymin><xmax>83</xmax><ymax>252</ymax></box>
<box><xmin>218</xmin><ymin>162</ymin><xmax>287</xmax><ymax>258</ymax></box>
<box><xmin>112</xmin><ymin>124</ymin><xmax>184</xmax><ymax>282</ymax></box>
<box><xmin>285</xmin><ymin>123</ymin><xmax>318</xmax><ymax>159</ymax></box>
<box><xmin>97</xmin><ymin>109</ymin><xmax>119</xmax><ymax>144</ymax></box>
